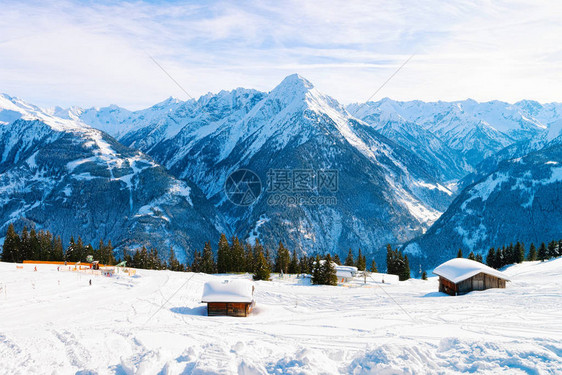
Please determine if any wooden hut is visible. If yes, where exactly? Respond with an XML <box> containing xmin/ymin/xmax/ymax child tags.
<box><xmin>433</xmin><ymin>258</ymin><xmax>510</xmax><ymax>296</ymax></box>
<box><xmin>201</xmin><ymin>279</ymin><xmax>255</xmax><ymax>317</ymax></box>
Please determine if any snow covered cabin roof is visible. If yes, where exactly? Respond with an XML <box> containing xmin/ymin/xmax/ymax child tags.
<box><xmin>201</xmin><ymin>279</ymin><xmax>255</xmax><ymax>303</ymax></box>
<box><xmin>433</xmin><ymin>258</ymin><xmax>510</xmax><ymax>284</ymax></box>
<box><xmin>336</xmin><ymin>270</ymin><xmax>353</xmax><ymax>279</ymax></box>
<box><xmin>336</xmin><ymin>265</ymin><xmax>358</xmax><ymax>276</ymax></box>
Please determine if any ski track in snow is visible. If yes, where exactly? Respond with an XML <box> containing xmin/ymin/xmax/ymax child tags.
<box><xmin>0</xmin><ymin>259</ymin><xmax>561</xmax><ymax>374</ymax></box>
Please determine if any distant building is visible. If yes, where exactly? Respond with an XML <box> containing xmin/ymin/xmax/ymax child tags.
<box><xmin>336</xmin><ymin>269</ymin><xmax>354</xmax><ymax>283</ymax></box>
<box><xmin>336</xmin><ymin>265</ymin><xmax>358</xmax><ymax>283</ymax></box>
<box><xmin>316</xmin><ymin>262</ymin><xmax>358</xmax><ymax>283</ymax></box>
<box><xmin>433</xmin><ymin>258</ymin><xmax>510</xmax><ymax>296</ymax></box>
<box><xmin>335</xmin><ymin>265</ymin><xmax>358</xmax><ymax>277</ymax></box>
<box><xmin>201</xmin><ymin>279</ymin><xmax>255</xmax><ymax>317</ymax></box>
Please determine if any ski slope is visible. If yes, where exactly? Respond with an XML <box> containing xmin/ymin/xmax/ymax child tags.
<box><xmin>0</xmin><ymin>259</ymin><xmax>561</xmax><ymax>374</ymax></box>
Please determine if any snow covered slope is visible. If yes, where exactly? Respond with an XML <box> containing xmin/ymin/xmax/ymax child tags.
<box><xmin>0</xmin><ymin>258</ymin><xmax>560</xmax><ymax>373</ymax></box>
<box><xmin>87</xmin><ymin>75</ymin><xmax>454</xmax><ymax>257</ymax></box>
<box><xmin>0</xmin><ymin>95</ymin><xmax>220</xmax><ymax>260</ymax></box>
<box><xmin>405</xmin><ymin>142</ymin><xmax>562</xmax><ymax>267</ymax></box>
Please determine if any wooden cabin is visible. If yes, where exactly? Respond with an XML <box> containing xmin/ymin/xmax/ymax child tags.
<box><xmin>201</xmin><ymin>279</ymin><xmax>255</xmax><ymax>317</ymax></box>
<box><xmin>433</xmin><ymin>258</ymin><xmax>510</xmax><ymax>296</ymax></box>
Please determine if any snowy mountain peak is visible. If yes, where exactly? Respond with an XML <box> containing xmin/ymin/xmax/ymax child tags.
<box><xmin>0</xmin><ymin>93</ymin><xmax>38</xmax><ymax>113</ymax></box>
<box><xmin>152</xmin><ymin>96</ymin><xmax>183</xmax><ymax>109</ymax></box>
<box><xmin>279</xmin><ymin>73</ymin><xmax>314</xmax><ymax>89</ymax></box>
<box><xmin>270</xmin><ymin>74</ymin><xmax>315</xmax><ymax>99</ymax></box>
<box><xmin>0</xmin><ymin>93</ymin><xmax>85</xmax><ymax>131</ymax></box>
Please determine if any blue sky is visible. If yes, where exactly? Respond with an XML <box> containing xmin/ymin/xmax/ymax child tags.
<box><xmin>1</xmin><ymin>0</ymin><xmax>562</xmax><ymax>109</ymax></box>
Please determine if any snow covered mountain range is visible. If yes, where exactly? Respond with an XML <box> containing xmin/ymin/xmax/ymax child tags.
<box><xmin>0</xmin><ymin>94</ymin><xmax>220</xmax><ymax>262</ymax></box>
<box><xmin>349</xmin><ymin>99</ymin><xmax>562</xmax><ymax>180</ymax></box>
<box><xmin>2</xmin><ymin>75</ymin><xmax>562</xmax><ymax>266</ymax></box>
<box><xmin>404</xmin><ymin>142</ymin><xmax>562</xmax><ymax>266</ymax></box>
<box><xmin>69</xmin><ymin>75</ymin><xmax>455</xmax><ymax>256</ymax></box>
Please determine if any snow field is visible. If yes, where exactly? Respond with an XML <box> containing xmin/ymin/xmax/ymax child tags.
<box><xmin>0</xmin><ymin>259</ymin><xmax>561</xmax><ymax>374</ymax></box>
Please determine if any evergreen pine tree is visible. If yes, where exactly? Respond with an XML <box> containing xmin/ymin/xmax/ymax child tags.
<box><xmin>122</xmin><ymin>250</ymin><xmax>133</xmax><ymax>267</ymax></box>
<box><xmin>400</xmin><ymin>255</ymin><xmax>411</xmax><ymax>281</ymax></box>
<box><xmin>333</xmin><ymin>254</ymin><xmax>341</xmax><ymax>265</ymax></box>
<box><xmin>369</xmin><ymin>260</ymin><xmax>378</xmax><ymax>272</ymax></box>
<box><xmin>52</xmin><ymin>236</ymin><xmax>64</xmax><ymax>261</ymax></box>
<box><xmin>131</xmin><ymin>248</ymin><xmax>140</xmax><ymax>269</ymax></box>
<box><xmin>486</xmin><ymin>248</ymin><xmax>496</xmax><ymax>268</ymax></box>
<box><xmin>503</xmin><ymin>246</ymin><xmax>509</xmax><ymax>265</ymax></box>
<box><xmin>321</xmin><ymin>254</ymin><xmax>338</xmax><ymax>286</ymax></box>
<box><xmin>538</xmin><ymin>242</ymin><xmax>547</xmax><ymax>261</ymax></box>
<box><xmin>137</xmin><ymin>247</ymin><xmax>149</xmax><ymax>269</ymax></box>
<box><xmin>216</xmin><ymin>233</ymin><xmax>230</xmax><ymax>273</ymax></box>
<box><xmin>264</xmin><ymin>247</ymin><xmax>274</xmax><ymax>272</ymax></box>
<box><xmin>515</xmin><ymin>242</ymin><xmax>525</xmax><ymax>263</ymax></box>
<box><xmin>547</xmin><ymin>241</ymin><xmax>557</xmax><ymax>260</ymax></box>
<box><xmin>201</xmin><ymin>241</ymin><xmax>216</xmax><ymax>273</ymax></box>
<box><xmin>2</xmin><ymin>223</ymin><xmax>20</xmax><ymax>262</ymax></box>
<box><xmin>274</xmin><ymin>241</ymin><xmax>290</xmax><ymax>274</ymax></box>
<box><xmin>253</xmin><ymin>239</ymin><xmax>266</xmax><ymax>269</ymax></box>
<box><xmin>29</xmin><ymin>228</ymin><xmax>40</xmax><ymax>260</ymax></box>
<box><xmin>344</xmin><ymin>248</ymin><xmax>354</xmax><ymax>266</ymax></box>
<box><xmin>140</xmin><ymin>247</ymin><xmax>149</xmax><ymax>269</ymax></box>
<box><xmin>253</xmin><ymin>247</ymin><xmax>270</xmax><ymax>281</ymax></box>
<box><xmin>421</xmin><ymin>271</ymin><xmax>427</xmax><ymax>280</ymax></box>
<box><xmin>288</xmin><ymin>249</ymin><xmax>299</xmax><ymax>274</ymax></box>
<box><xmin>311</xmin><ymin>255</ymin><xmax>322</xmax><ymax>285</ymax></box>
<box><xmin>66</xmin><ymin>236</ymin><xmax>76</xmax><ymax>262</ymax></box>
<box><xmin>386</xmin><ymin>244</ymin><xmax>395</xmax><ymax>274</ymax></box>
<box><xmin>97</xmin><ymin>239</ymin><xmax>114</xmax><ymax>265</ymax></box>
<box><xmin>20</xmin><ymin>226</ymin><xmax>31</xmax><ymax>261</ymax></box>
<box><xmin>230</xmin><ymin>236</ymin><xmax>245</xmax><ymax>272</ymax></box>
<box><xmin>244</xmin><ymin>243</ymin><xmax>254</xmax><ymax>273</ymax></box>
<box><xmin>468</xmin><ymin>251</ymin><xmax>476</xmax><ymax>261</ymax></box>
<box><xmin>148</xmin><ymin>248</ymin><xmax>160</xmax><ymax>269</ymax></box>
<box><xmin>475</xmin><ymin>254</ymin><xmax>483</xmax><ymax>263</ymax></box>
<box><xmin>106</xmin><ymin>240</ymin><xmax>116</xmax><ymax>265</ymax></box>
<box><xmin>555</xmin><ymin>240</ymin><xmax>562</xmax><ymax>258</ymax></box>
<box><xmin>168</xmin><ymin>247</ymin><xmax>181</xmax><ymax>271</ymax></box>
<box><xmin>38</xmin><ymin>230</ymin><xmax>52</xmax><ymax>261</ymax></box>
<box><xmin>457</xmin><ymin>248</ymin><xmax>463</xmax><ymax>258</ymax></box>
<box><xmin>307</xmin><ymin>256</ymin><xmax>315</xmax><ymax>275</ymax></box>
<box><xmin>85</xmin><ymin>244</ymin><xmax>95</xmax><ymax>259</ymax></box>
<box><xmin>96</xmin><ymin>239</ymin><xmax>104</xmax><ymax>263</ymax></box>
<box><xmin>299</xmin><ymin>255</ymin><xmax>310</xmax><ymax>274</ymax></box>
<box><xmin>356</xmin><ymin>248</ymin><xmax>366</xmax><ymax>271</ymax></box>
<box><xmin>75</xmin><ymin>236</ymin><xmax>85</xmax><ymax>262</ymax></box>
<box><xmin>496</xmin><ymin>246</ymin><xmax>505</xmax><ymax>268</ymax></box>
<box><xmin>191</xmin><ymin>250</ymin><xmax>202</xmax><ymax>272</ymax></box>
<box><xmin>528</xmin><ymin>243</ymin><xmax>537</xmax><ymax>261</ymax></box>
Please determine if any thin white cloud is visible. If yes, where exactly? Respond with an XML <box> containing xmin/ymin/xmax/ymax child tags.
<box><xmin>0</xmin><ymin>0</ymin><xmax>561</xmax><ymax>109</ymax></box>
